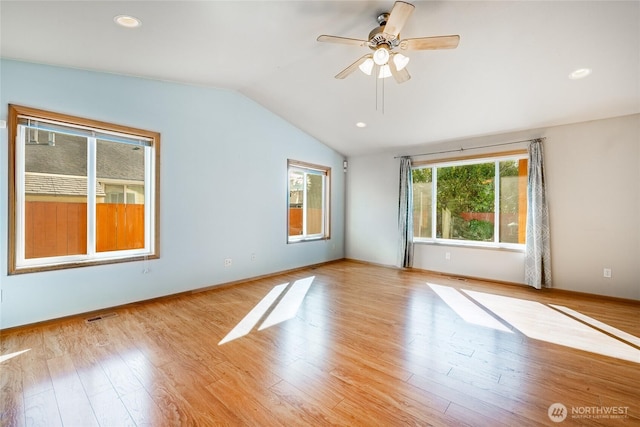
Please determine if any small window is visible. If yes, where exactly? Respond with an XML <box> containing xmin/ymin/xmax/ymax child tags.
<box><xmin>8</xmin><ymin>105</ymin><xmax>160</xmax><ymax>273</ymax></box>
<box><xmin>412</xmin><ymin>153</ymin><xmax>528</xmax><ymax>247</ymax></box>
<box><xmin>287</xmin><ymin>160</ymin><xmax>330</xmax><ymax>242</ymax></box>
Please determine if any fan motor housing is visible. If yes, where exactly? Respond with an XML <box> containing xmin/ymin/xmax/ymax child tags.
<box><xmin>368</xmin><ymin>13</ymin><xmax>400</xmax><ymax>49</ymax></box>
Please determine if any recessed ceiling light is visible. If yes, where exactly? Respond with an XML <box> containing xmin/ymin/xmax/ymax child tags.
<box><xmin>356</xmin><ymin>122</ymin><xmax>367</xmax><ymax>128</ymax></box>
<box><xmin>114</xmin><ymin>15</ymin><xmax>142</xmax><ymax>28</ymax></box>
<box><xmin>569</xmin><ymin>68</ymin><xmax>592</xmax><ymax>80</ymax></box>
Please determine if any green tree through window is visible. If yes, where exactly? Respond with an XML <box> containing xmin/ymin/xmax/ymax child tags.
<box><xmin>412</xmin><ymin>155</ymin><xmax>527</xmax><ymax>245</ymax></box>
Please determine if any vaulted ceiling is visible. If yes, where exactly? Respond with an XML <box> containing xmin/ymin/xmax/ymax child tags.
<box><xmin>2</xmin><ymin>1</ymin><xmax>638</xmax><ymax>156</ymax></box>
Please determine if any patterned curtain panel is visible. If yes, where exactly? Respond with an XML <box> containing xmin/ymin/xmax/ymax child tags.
<box><xmin>525</xmin><ymin>139</ymin><xmax>552</xmax><ymax>288</ymax></box>
<box><xmin>398</xmin><ymin>157</ymin><xmax>414</xmax><ymax>268</ymax></box>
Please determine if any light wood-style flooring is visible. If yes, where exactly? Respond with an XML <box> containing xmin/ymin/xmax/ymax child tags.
<box><xmin>1</xmin><ymin>260</ymin><xmax>639</xmax><ymax>426</ymax></box>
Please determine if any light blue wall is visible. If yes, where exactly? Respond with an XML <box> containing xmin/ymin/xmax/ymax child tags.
<box><xmin>0</xmin><ymin>59</ymin><xmax>345</xmax><ymax>328</ymax></box>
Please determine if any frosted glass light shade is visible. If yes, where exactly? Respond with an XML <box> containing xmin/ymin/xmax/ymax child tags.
<box><xmin>378</xmin><ymin>66</ymin><xmax>392</xmax><ymax>78</ymax></box>
<box><xmin>358</xmin><ymin>58</ymin><xmax>374</xmax><ymax>75</ymax></box>
<box><xmin>373</xmin><ymin>47</ymin><xmax>390</xmax><ymax>65</ymax></box>
<box><xmin>394</xmin><ymin>53</ymin><xmax>410</xmax><ymax>71</ymax></box>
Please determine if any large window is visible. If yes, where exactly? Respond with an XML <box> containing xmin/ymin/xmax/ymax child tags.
<box><xmin>287</xmin><ymin>160</ymin><xmax>330</xmax><ymax>242</ymax></box>
<box><xmin>8</xmin><ymin>105</ymin><xmax>160</xmax><ymax>273</ymax></box>
<box><xmin>412</xmin><ymin>153</ymin><xmax>527</xmax><ymax>247</ymax></box>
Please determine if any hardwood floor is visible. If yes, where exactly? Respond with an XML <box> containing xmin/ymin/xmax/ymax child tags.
<box><xmin>1</xmin><ymin>260</ymin><xmax>639</xmax><ymax>426</ymax></box>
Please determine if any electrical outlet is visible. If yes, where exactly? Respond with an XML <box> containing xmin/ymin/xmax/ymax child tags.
<box><xmin>224</xmin><ymin>258</ymin><xmax>232</xmax><ymax>267</ymax></box>
<box><xmin>603</xmin><ymin>268</ymin><xmax>612</xmax><ymax>278</ymax></box>
<box><xmin>251</xmin><ymin>253</ymin><xmax>256</xmax><ymax>261</ymax></box>
<box><xmin>445</xmin><ymin>252</ymin><xmax>451</xmax><ymax>260</ymax></box>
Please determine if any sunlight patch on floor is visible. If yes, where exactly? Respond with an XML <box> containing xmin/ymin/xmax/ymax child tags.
<box><xmin>259</xmin><ymin>276</ymin><xmax>314</xmax><ymax>331</ymax></box>
<box><xmin>219</xmin><ymin>276</ymin><xmax>315</xmax><ymax>345</ymax></box>
<box><xmin>427</xmin><ymin>283</ymin><xmax>512</xmax><ymax>333</ymax></box>
<box><xmin>462</xmin><ymin>289</ymin><xmax>640</xmax><ymax>364</ymax></box>
<box><xmin>550</xmin><ymin>304</ymin><xmax>640</xmax><ymax>348</ymax></box>
<box><xmin>218</xmin><ymin>283</ymin><xmax>288</xmax><ymax>345</ymax></box>
<box><xmin>0</xmin><ymin>349</ymin><xmax>31</xmax><ymax>363</ymax></box>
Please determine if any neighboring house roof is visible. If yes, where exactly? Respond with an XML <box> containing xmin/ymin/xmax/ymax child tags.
<box><xmin>25</xmin><ymin>173</ymin><xmax>106</xmax><ymax>197</ymax></box>
<box><xmin>97</xmin><ymin>142</ymin><xmax>145</xmax><ymax>181</ymax></box>
<box><xmin>25</xmin><ymin>132</ymin><xmax>144</xmax><ymax>181</ymax></box>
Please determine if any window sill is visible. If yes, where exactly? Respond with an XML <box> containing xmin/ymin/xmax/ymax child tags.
<box><xmin>10</xmin><ymin>253</ymin><xmax>158</xmax><ymax>275</ymax></box>
<box><xmin>413</xmin><ymin>238</ymin><xmax>525</xmax><ymax>253</ymax></box>
<box><xmin>287</xmin><ymin>236</ymin><xmax>330</xmax><ymax>244</ymax></box>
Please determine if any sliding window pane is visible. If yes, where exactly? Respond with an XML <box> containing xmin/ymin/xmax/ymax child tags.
<box><xmin>499</xmin><ymin>159</ymin><xmax>528</xmax><ymax>244</ymax></box>
<box><xmin>288</xmin><ymin>170</ymin><xmax>304</xmax><ymax>237</ymax></box>
<box><xmin>96</xmin><ymin>139</ymin><xmax>146</xmax><ymax>252</ymax></box>
<box><xmin>24</xmin><ymin>130</ymin><xmax>88</xmax><ymax>258</ymax></box>
<box><xmin>306</xmin><ymin>173</ymin><xmax>324</xmax><ymax>235</ymax></box>
<box><xmin>412</xmin><ymin>168</ymin><xmax>432</xmax><ymax>239</ymax></box>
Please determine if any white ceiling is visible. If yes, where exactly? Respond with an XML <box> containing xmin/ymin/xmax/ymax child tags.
<box><xmin>1</xmin><ymin>1</ymin><xmax>639</xmax><ymax>156</ymax></box>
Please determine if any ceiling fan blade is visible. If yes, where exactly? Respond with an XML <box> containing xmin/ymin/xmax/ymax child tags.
<box><xmin>383</xmin><ymin>1</ymin><xmax>415</xmax><ymax>38</ymax></box>
<box><xmin>335</xmin><ymin>54</ymin><xmax>371</xmax><ymax>79</ymax></box>
<box><xmin>388</xmin><ymin>54</ymin><xmax>411</xmax><ymax>84</ymax></box>
<box><xmin>317</xmin><ymin>35</ymin><xmax>369</xmax><ymax>47</ymax></box>
<box><xmin>399</xmin><ymin>35</ymin><xmax>460</xmax><ymax>50</ymax></box>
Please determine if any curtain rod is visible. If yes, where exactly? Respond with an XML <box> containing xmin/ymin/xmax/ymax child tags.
<box><xmin>394</xmin><ymin>137</ymin><xmax>545</xmax><ymax>159</ymax></box>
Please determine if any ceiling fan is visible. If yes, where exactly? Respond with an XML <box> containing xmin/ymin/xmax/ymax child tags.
<box><xmin>317</xmin><ymin>1</ymin><xmax>460</xmax><ymax>84</ymax></box>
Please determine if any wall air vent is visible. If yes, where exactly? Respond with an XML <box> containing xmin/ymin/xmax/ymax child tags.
<box><xmin>85</xmin><ymin>312</ymin><xmax>118</xmax><ymax>323</ymax></box>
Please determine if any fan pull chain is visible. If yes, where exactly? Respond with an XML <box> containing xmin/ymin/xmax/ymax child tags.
<box><xmin>374</xmin><ymin>66</ymin><xmax>386</xmax><ymax>115</ymax></box>
<box><xmin>382</xmin><ymin>74</ymin><xmax>385</xmax><ymax>115</ymax></box>
<box><xmin>375</xmin><ymin>68</ymin><xmax>379</xmax><ymax>112</ymax></box>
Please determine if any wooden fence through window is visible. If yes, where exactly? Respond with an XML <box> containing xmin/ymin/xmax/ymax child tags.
<box><xmin>24</xmin><ymin>201</ymin><xmax>144</xmax><ymax>258</ymax></box>
<box><xmin>288</xmin><ymin>208</ymin><xmax>322</xmax><ymax>236</ymax></box>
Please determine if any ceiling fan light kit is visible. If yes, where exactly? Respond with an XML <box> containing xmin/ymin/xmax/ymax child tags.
<box><xmin>317</xmin><ymin>1</ymin><xmax>460</xmax><ymax>84</ymax></box>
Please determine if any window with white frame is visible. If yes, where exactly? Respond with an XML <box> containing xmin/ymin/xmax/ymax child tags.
<box><xmin>412</xmin><ymin>153</ymin><xmax>528</xmax><ymax>247</ymax></box>
<box><xmin>287</xmin><ymin>160</ymin><xmax>330</xmax><ymax>242</ymax></box>
<box><xmin>8</xmin><ymin>105</ymin><xmax>160</xmax><ymax>273</ymax></box>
